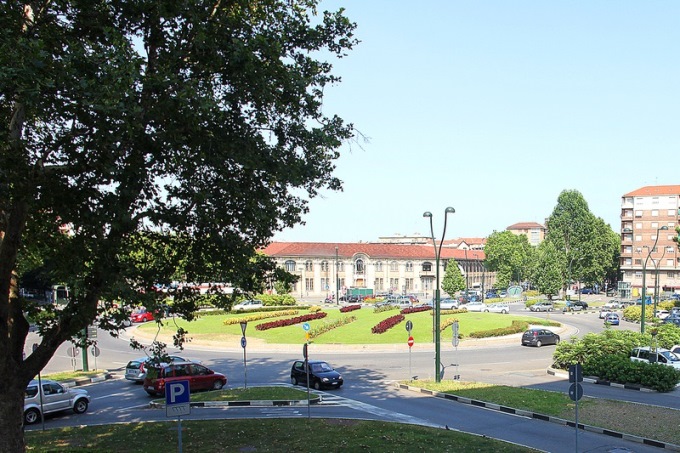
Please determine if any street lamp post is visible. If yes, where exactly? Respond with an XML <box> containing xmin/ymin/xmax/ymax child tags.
<box><xmin>641</xmin><ymin>226</ymin><xmax>668</xmax><ymax>333</ymax></box>
<box><xmin>423</xmin><ymin>207</ymin><xmax>455</xmax><ymax>383</ymax></box>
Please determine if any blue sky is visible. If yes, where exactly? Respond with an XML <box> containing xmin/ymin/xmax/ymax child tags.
<box><xmin>274</xmin><ymin>1</ymin><xmax>679</xmax><ymax>243</ymax></box>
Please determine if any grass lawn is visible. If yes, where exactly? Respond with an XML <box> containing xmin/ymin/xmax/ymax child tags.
<box><xmin>25</xmin><ymin>419</ymin><xmax>539</xmax><ymax>452</ymax></box>
<box><xmin>137</xmin><ymin>306</ymin><xmax>558</xmax><ymax>345</ymax></box>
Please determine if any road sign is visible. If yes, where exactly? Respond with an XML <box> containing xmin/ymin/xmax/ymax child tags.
<box><xmin>303</xmin><ymin>343</ymin><xmax>308</xmax><ymax>359</ymax></box>
<box><xmin>569</xmin><ymin>364</ymin><xmax>583</xmax><ymax>383</ymax></box>
<box><xmin>407</xmin><ymin>336</ymin><xmax>414</xmax><ymax>348</ymax></box>
<box><xmin>166</xmin><ymin>380</ymin><xmax>190</xmax><ymax>417</ymax></box>
<box><xmin>67</xmin><ymin>346</ymin><xmax>78</xmax><ymax>357</ymax></box>
<box><xmin>87</xmin><ymin>326</ymin><xmax>97</xmax><ymax>339</ymax></box>
<box><xmin>240</xmin><ymin>322</ymin><xmax>247</xmax><ymax>336</ymax></box>
<box><xmin>302</xmin><ymin>323</ymin><xmax>310</xmax><ymax>331</ymax></box>
<box><xmin>405</xmin><ymin>320</ymin><xmax>413</xmax><ymax>332</ymax></box>
<box><xmin>568</xmin><ymin>383</ymin><xmax>584</xmax><ymax>401</ymax></box>
<box><xmin>241</xmin><ymin>336</ymin><xmax>247</xmax><ymax>348</ymax></box>
<box><xmin>90</xmin><ymin>346</ymin><xmax>100</xmax><ymax>357</ymax></box>
<box><xmin>451</xmin><ymin>321</ymin><xmax>460</xmax><ymax>347</ymax></box>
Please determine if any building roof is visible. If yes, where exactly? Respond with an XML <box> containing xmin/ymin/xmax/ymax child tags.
<box><xmin>262</xmin><ymin>242</ymin><xmax>485</xmax><ymax>261</ymax></box>
<box><xmin>623</xmin><ymin>185</ymin><xmax>680</xmax><ymax>197</ymax></box>
<box><xmin>507</xmin><ymin>222</ymin><xmax>545</xmax><ymax>230</ymax></box>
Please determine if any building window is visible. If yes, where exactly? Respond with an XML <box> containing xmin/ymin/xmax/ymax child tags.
<box><xmin>635</xmin><ymin>222</ymin><xmax>642</xmax><ymax>229</ymax></box>
<box><xmin>285</xmin><ymin>260</ymin><xmax>296</xmax><ymax>272</ymax></box>
<box><xmin>320</xmin><ymin>278</ymin><xmax>329</xmax><ymax>291</ymax></box>
<box><xmin>423</xmin><ymin>278</ymin><xmax>433</xmax><ymax>291</ymax></box>
<box><xmin>634</xmin><ymin>259</ymin><xmax>642</xmax><ymax>266</ymax></box>
<box><xmin>338</xmin><ymin>278</ymin><xmax>345</xmax><ymax>288</ymax></box>
<box><xmin>669</xmin><ymin>210</ymin><xmax>676</xmax><ymax>216</ymax></box>
<box><xmin>374</xmin><ymin>278</ymin><xmax>384</xmax><ymax>290</ymax></box>
<box><xmin>666</xmin><ymin>259</ymin><xmax>674</xmax><ymax>267</ymax></box>
<box><xmin>389</xmin><ymin>278</ymin><xmax>399</xmax><ymax>290</ymax></box>
<box><xmin>305</xmin><ymin>278</ymin><xmax>314</xmax><ymax>291</ymax></box>
<box><xmin>624</xmin><ymin>258</ymin><xmax>632</xmax><ymax>265</ymax></box>
<box><xmin>634</xmin><ymin>271</ymin><xmax>642</xmax><ymax>278</ymax></box>
<box><xmin>635</xmin><ymin>210</ymin><xmax>643</xmax><ymax>217</ymax></box>
<box><xmin>375</xmin><ymin>261</ymin><xmax>383</xmax><ymax>271</ymax></box>
<box><xmin>405</xmin><ymin>278</ymin><xmax>414</xmax><ymax>290</ymax></box>
<box><xmin>669</xmin><ymin>272</ymin><xmax>676</xmax><ymax>279</ymax></box>
<box><xmin>355</xmin><ymin>259</ymin><xmax>364</xmax><ymax>274</ymax></box>
<box><xmin>305</xmin><ymin>260</ymin><xmax>313</xmax><ymax>272</ymax></box>
<box><xmin>422</xmin><ymin>262</ymin><xmax>432</xmax><ymax>272</ymax></box>
<box><xmin>651</xmin><ymin>222</ymin><xmax>659</xmax><ymax>229</ymax></box>
<box><xmin>338</xmin><ymin>262</ymin><xmax>344</xmax><ymax>272</ymax></box>
<box><xmin>651</xmin><ymin>210</ymin><xmax>659</xmax><ymax>217</ymax></box>
<box><xmin>635</xmin><ymin>235</ymin><xmax>642</xmax><ymax>242</ymax></box>
<box><xmin>390</xmin><ymin>261</ymin><xmax>398</xmax><ymax>271</ymax></box>
<box><xmin>321</xmin><ymin>261</ymin><xmax>329</xmax><ymax>272</ymax></box>
<box><xmin>405</xmin><ymin>262</ymin><xmax>413</xmax><ymax>272</ymax></box>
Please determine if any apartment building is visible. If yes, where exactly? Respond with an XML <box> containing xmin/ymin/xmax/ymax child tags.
<box><xmin>506</xmin><ymin>222</ymin><xmax>546</xmax><ymax>246</ymax></box>
<box><xmin>620</xmin><ymin>185</ymin><xmax>680</xmax><ymax>299</ymax></box>
<box><xmin>261</xmin><ymin>242</ymin><xmax>494</xmax><ymax>300</ymax></box>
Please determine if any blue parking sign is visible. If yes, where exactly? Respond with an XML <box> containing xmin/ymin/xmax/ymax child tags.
<box><xmin>166</xmin><ymin>380</ymin><xmax>190</xmax><ymax>417</ymax></box>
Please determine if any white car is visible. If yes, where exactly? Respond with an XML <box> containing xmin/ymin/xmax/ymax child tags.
<box><xmin>603</xmin><ymin>300</ymin><xmax>623</xmax><ymax>310</ymax></box>
<box><xmin>630</xmin><ymin>347</ymin><xmax>680</xmax><ymax>369</ymax></box>
<box><xmin>486</xmin><ymin>303</ymin><xmax>510</xmax><ymax>314</ymax></box>
<box><xmin>439</xmin><ymin>298</ymin><xmax>459</xmax><ymax>310</ymax></box>
<box><xmin>24</xmin><ymin>379</ymin><xmax>90</xmax><ymax>425</ymax></box>
<box><xmin>654</xmin><ymin>310</ymin><xmax>670</xmax><ymax>320</ymax></box>
<box><xmin>463</xmin><ymin>301</ymin><xmax>486</xmax><ymax>312</ymax></box>
<box><xmin>233</xmin><ymin>299</ymin><xmax>264</xmax><ymax>311</ymax></box>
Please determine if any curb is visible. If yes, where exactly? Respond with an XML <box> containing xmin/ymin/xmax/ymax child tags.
<box><xmin>394</xmin><ymin>383</ymin><xmax>680</xmax><ymax>451</ymax></box>
<box><xmin>547</xmin><ymin>368</ymin><xmax>655</xmax><ymax>392</ymax></box>
<box><xmin>149</xmin><ymin>396</ymin><xmax>321</xmax><ymax>409</ymax></box>
<box><xmin>60</xmin><ymin>372</ymin><xmax>114</xmax><ymax>388</ymax></box>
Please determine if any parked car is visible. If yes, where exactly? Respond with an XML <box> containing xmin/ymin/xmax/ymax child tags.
<box><xmin>125</xmin><ymin>355</ymin><xmax>198</xmax><ymax>383</ymax></box>
<box><xmin>233</xmin><ymin>299</ymin><xmax>264</xmax><ymax>311</ymax></box>
<box><xmin>603</xmin><ymin>300</ymin><xmax>623</xmax><ymax>310</ymax></box>
<box><xmin>672</xmin><ymin>345</ymin><xmax>680</xmax><ymax>355</ymax></box>
<box><xmin>630</xmin><ymin>347</ymin><xmax>680</xmax><ymax>369</ymax></box>
<box><xmin>654</xmin><ymin>310</ymin><xmax>670</xmax><ymax>320</ymax></box>
<box><xmin>130</xmin><ymin>308</ymin><xmax>155</xmax><ymax>323</ymax></box>
<box><xmin>521</xmin><ymin>329</ymin><xmax>560</xmax><ymax>347</ymax></box>
<box><xmin>663</xmin><ymin>315</ymin><xmax>680</xmax><ymax>327</ymax></box>
<box><xmin>564</xmin><ymin>301</ymin><xmax>588</xmax><ymax>312</ymax></box>
<box><xmin>486</xmin><ymin>303</ymin><xmax>510</xmax><ymax>314</ymax></box>
<box><xmin>463</xmin><ymin>301</ymin><xmax>486</xmax><ymax>312</ymax></box>
<box><xmin>580</xmin><ymin>287</ymin><xmax>595</xmax><ymax>294</ymax></box>
<box><xmin>604</xmin><ymin>313</ymin><xmax>620</xmax><ymax>325</ymax></box>
<box><xmin>24</xmin><ymin>379</ymin><xmax>90</xmax><ymax>425</ymax></box>
<box><xmin>143</xmin><ymin>362</ymin><xmax>227</xmax><ymax>396</ymax></box>
<box><xmin>485</xmin><ymin>291</ymin><xmax>499</xmax><ymax>299</ymax></box>
<box><xmin>530</xmin><ymin>302</ymin><xmax>554</xmax><ymax>312</ymax></box>
<box><xmin>290</xmin><ymin>360</ymin><xmax>343</xmax><ymax>390</ymax></box>
<box><xmin>439</xmin><ymin>298</ymin><xmax>459</xmax><ymax>310</ymax></box>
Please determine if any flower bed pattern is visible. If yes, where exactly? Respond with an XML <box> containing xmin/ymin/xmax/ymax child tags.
<box><xmin>401</xmin><ymin>306</ymin><xmax>431</xmax><ymax>315</ymax></box>
<box><xmin>223</xmin><ymin>310</ymin><xmax>299</xmax><ymax>325</ymax></box>
<box><xmin>308</xmin><ymin>315</ymin><xmax>357</xmax><ymax>339</ymax></box>
<box><xmin>255</xmin><ymin>312</ymin><xmax>327</xmax><ymax>331</ymax></box>
<box><xmin>371</xmin><ymin>314</ymin><xmax>405</xmax><ymax>334</ymax></box>
<box><xmin>340</xmin><ymin>304</ymin><xmax>361</xmax><ymax>313</ymax></box>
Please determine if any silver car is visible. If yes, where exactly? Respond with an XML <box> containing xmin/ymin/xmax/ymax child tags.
<box><xmin>24</xmin><ymin>379</ymin><xmax>90</xmax><ymax>425</ymax></box>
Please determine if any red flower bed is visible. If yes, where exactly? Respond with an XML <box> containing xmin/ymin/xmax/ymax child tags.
<box><xmin>401</xmin><ymin>306</ymin><xmax>431</xmax><ymax>315</ymax></box>
<box><xmin>255</xmin><ymin>312</ymin><xmax>327</xmax><ymax>331</ymax></box>
<box><xmin>340</xmin><ymin>304</ymin><xmax>362</xmax><ymax>313</ymax></box>
<box><xmin>371</xmin><ymin>314</ymin><xmax>405</xmax><ymax>334</ymax></box>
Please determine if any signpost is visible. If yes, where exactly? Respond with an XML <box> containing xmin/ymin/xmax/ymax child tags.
<box><xmin>240</xmin><ymin>322</ymin><xmax>248</xmax><ymax>389</ymax></box>
<box><xmin>303</xmin><ymin>343</ymin><xmax>310</xmax><ymax>419</ymax></box>
<box><xmin>406</xmin><ymin>321</ymin><xmax>414</xmax><ymax>380</ymax></box>
<box><xmin>568</xmin><ymin>364</ymin><xmax>584</xmax><ymax>451</ymax></box>
<box><xmin>166</xmin><ymin>380</ymin><xmax>190</xmax><ymax>453</ymax></box>
<box><xmin>451</xmin><ymin>321</ymin><xmax>460</xmax><ymax>380</ymax></box>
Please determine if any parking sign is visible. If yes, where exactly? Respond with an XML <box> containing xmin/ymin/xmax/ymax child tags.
<box><xmin>165</xmin><ymin>380</ymin><xmax>190</xmax><ymax>417</ymax></box>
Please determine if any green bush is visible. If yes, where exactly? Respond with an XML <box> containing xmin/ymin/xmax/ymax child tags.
<box><xmin>584</xmin><ymin>355</ymin><xmax>680</xmax><ymax>392</ymax></box>
<box><xmin>622</xmin><ymin>305</ymin><xmax>641</xmax><ymax>323</ymax></box>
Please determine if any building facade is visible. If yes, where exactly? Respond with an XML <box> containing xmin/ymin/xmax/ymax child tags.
<box><xmin>506</xmin><ymin>222</ymin><xmax>546</xmax><ymax>246</ymax></box>
<box><xmin>261</xmin><ymin>242</ymin><xmax>495</xmax><ymax>300</ymax></box>
<box><xmin>619</xmin><ymin>185</ymin><xmax>680</xmax><ymax>298</ymax></box>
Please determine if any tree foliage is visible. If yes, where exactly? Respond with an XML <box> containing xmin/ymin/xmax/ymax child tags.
<box><xmin>484</xmin><ymin>231</ymin><xmax>535</xmax><ymax>289</ymax></box>
<box><xmin>441</xmin><ymin>259</ymin><xmax>465</xmax><ymax>296</ymax></box>
<box><xmin>0</xmin><ymin>1</ymin><xmax>356</xmax><ymax>450</ymax></box>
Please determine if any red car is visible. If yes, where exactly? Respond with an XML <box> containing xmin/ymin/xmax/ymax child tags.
<box><xmin>143</xmin><ymin>362</ymin><xmax>227</xmax><ymax>396</ymax></box>
<box><xmin>130</xmin><ymin>308</ymin><xmax>154</xmax><ymax>323</ymax></box>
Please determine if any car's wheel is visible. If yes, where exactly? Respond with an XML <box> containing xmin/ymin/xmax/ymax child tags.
<box><xmin>554</xmin><ymin>338</ymin><xmax>560</xmax><ymax>345</ymax></box>
<box><xmin>536</xmin><ymin>340</ymin><xmax>542</xmax><ymax>347</ymax></box>
<box><xmin>73</xmin><ymin>399</ymin><xmax>88</xmax><ymax>414</ymax></box>
<box><xmin>313</xmin><ymin>381</ymin><xmax>322</xmax><ymax>390</ymax></box>
<box><xmin>212</xmin><ymin>380</ymin><xmax>224</xmax><ymax>390</ymax></box>
<box><xmin>501</xmin><ymin>309</ymin><xmax>508</xmax><ymax>314</ymax></box>
<box><xmin>291</xmin><ymin>376</ymin><xmax>298</xmax><ymax>385</ymax></box>
<box><xmin>24</xmin><ymin>408</ymin><xmax>40</xmax><ymax>425</ymax></box>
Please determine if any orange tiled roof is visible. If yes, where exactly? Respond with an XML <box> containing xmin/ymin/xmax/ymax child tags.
<box><xmin>261</xmin><ymin>242</ymin><xmax>485</xmax><ymax>261</ymax></box>
<box><xmin>507</xmin><ymin>222</ymin><xmax>545</xmax><ymax>230</ymax></box>
<box><xmin>623</xmin><ymin>185</ymin><xmax>680</xmax><ymax>197</ymax></box>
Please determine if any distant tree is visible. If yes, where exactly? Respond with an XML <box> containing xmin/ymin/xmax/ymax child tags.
<box><xmin>484</xmin><ymin>231</ymin><xmax>535</xmax><ymax>289</ymax></box>
<box><xmin>531</xmin><ymin>240</ymin><xmax>563</xmax><ymax>300</ymax></box>
<box><xmin>0</xmin><ymin>1</ymin><xmax>356</xmax><ymax>450</ymax></box>
<box><xmin>441</xmin><ymin>259</ymin><xmax>466</xmax><ymax>297</ymax></box>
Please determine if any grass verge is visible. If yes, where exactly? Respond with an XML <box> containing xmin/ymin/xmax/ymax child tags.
<box><xmin>25</xmin><ymin>419</ymin><xmax>538</xmax><ymax>452</ymax></box>
<box><xmin>405</xmin><ymin>380</ymin><xmax>680</xmax><ymax>446</ymax></box>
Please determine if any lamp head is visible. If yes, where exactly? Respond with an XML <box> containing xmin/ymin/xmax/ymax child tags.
<box><xmin>423</xmin><ymin>211</ymin><xmax>433</xmax><ymax>218</ymax></box>
<box><xmin>660</xmin><ymin>226</ymin><xmax>669</xmax><ymax>231</ymax></box>
<box><xmin>445</xmin><ymin>207</ymin><xmax>455</xmax><ymax>214</ymax></box>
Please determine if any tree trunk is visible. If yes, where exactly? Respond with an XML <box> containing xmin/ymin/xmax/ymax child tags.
<box><xmin>0</xmin><ymin>384</ymin><xmax>28</xmax><ymax>452</ymax></box>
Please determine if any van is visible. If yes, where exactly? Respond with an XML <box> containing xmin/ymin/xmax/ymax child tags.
<box><xmin>630</xmin><ymin>347</ymin><xmax>680</xmax><ymax>369</ymax></box>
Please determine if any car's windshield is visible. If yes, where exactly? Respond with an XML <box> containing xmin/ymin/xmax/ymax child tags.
<box><xmin>661</xmin><ymin>351</ymin><xmax>680</xmax><ymax>363</ymax></box>
<box><xmin>311</xmin><ymin>362</ymin><xmax>333</xmax><ymax>372</ymax></box>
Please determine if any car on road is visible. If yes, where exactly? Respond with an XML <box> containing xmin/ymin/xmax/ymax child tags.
<box><xmin>603</xmin><ymin>300</ymin><xmax>623</xmax><ymax>310</ymax></box>
<box><xmin>630</xmin><ymin>347</ymin><xmax>680</xmax><ymax>369</ymax></box>
<box><xmin>439</xmin><ymin>298</ymin><xmax>459</xmax><ymax>310</ymax></box>
<box><xmin>143</xmin><ymin>362</ymin><xmax>227</xmax><ymax>396</ymax></box>
<box><xmin>653</xmin><ymin>310</ymin><xmax>670</xmax><ymax>320</ymax></box>
<box><xmin>125</xmin><ymin>355</ymin><xmax>198</xmax><ymax>383</ymax></box>
<box><xmin>529</xmin><ymin>302</ymin><xmax>554</xmax><ymax>312</ymax></box>
<box><xmin>580</xmin><ymin>287</ymin><xmax>595</xmax><ymax>294</ymax></box>
<box><xmin>604</xmin><ymin>313</ymin><xmax>620</xmax><ymax>325</ymax></box>
<box><xmin>24</xmin><ymin>379</ymin><xmax>90</xmax><ymax>425</ymax></box>
<box><xmin>563</xmin><ymin>301</ymin><xmax>588</xmax><ymax>312</ymax></box>
<box><xmin>232</xmin><ymin>299</ymin><xmax>264</xmax><ymax>311</ymax></box>
<box><xmin>290</xmin><ymin>360</ymin><xmax>343</xmax><ymax>390</ymax></box>
<box><xmin>521</xmin><ymin>328</ymin><xmax>560</xmax><ymax>347</ymax></box>
<box><xmin>463</xmin><ymin>301</ymin><xmax>486</xmax><ymax>312</ymax></box>
<box><xmin>598</xmin><ymin>309</ymin><xmax>612</xmax><ymax>319</ymax></box>
<box><xmin>130</xmin><ymin>308</ymin><xmax>155</xmax><ymax>323</ymax></box>
<box><xmin>486</xmin><ymin>303</ymin><xmax>510</xmax><ymax>314</ymax></box>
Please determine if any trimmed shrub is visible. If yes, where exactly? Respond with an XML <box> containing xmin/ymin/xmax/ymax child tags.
<box><xmin>308</xmin><ymin>315</ymin><xmax>357</xmax><ymax>339</ymax></box>
<box><xmin>401</xmin><ymin>306</ymin><xmax>431</xmax><ymax>315</ymax></box>
<box><xmin>222</xmin><ymin>310</ymin><xmax>299</xmax><ymax>325</ymax></box>
<box><xmin>255</xmin><ymin>312</ymin><xmax>327</xmax><ymax>331</ymax></box>
<box><xmin>340</xmin><ymin>304</ymin><xmax>362</xmax><ymax>313</ymax></box>
<box><xmin>584</xmin><ymin>355</ymin><xmax>680</xmax><ymax>392</ymax></box>
<box><xmin>371</xmin><ymin>314</ymin><xmax>405</xmax><ymax>334</ymax></box>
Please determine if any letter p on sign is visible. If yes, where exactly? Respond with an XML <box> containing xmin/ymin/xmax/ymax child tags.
<box><xmin>166</xmin><ymin>380</ymin><xmax>190</xmax><ymax>405</ymax></box>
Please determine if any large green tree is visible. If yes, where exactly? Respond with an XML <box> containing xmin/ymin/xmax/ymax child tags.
<box><xmin>0</xmin><ymin>1</ymin><xmax>356</xmax><ymax>450</ymax></box>
<box><xmin>484</xmin><ymin>230</ymin><xmax>535</xmax><ymax>289</ymax></box>
<box><xmin>543</xmin><ymin>190</ymin><xmax>620</xmax><ymax>295</ymax></box>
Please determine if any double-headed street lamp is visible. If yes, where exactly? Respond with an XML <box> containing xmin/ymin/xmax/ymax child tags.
<box><xmin>641</xmin><ymin>225</ymin><xmax>668</xmax><ymax>333</ymax></box>
<box><xmin>423</xmin><ymin>207</ymin><xmax>455</xmax><ymax>383</ymax></box>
